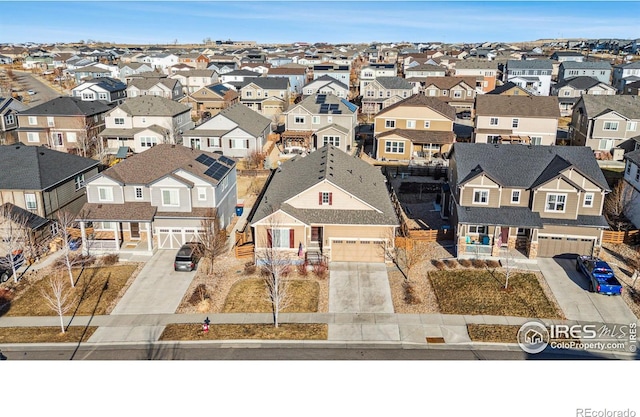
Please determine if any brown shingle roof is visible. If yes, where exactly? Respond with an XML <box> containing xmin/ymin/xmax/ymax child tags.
<box><xmin>376</xmin><ymin>94</ymin><xmax>457</xmax><ymax>120</ymax></box>
<box><xmin>475</xmin><ymin>95</ymin><xmax>560</xmax><ymax>118</ymax></box>
<box><xmin>422</xmin><ymin>76</ymin><xmax>477</xmax><ymax>90</ymax></box>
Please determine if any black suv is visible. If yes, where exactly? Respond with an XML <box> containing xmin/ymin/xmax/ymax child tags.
<box><xmin>173</xmin><ymin>243</ymin><xmax>202</xmax><ymax>272</ymax></box>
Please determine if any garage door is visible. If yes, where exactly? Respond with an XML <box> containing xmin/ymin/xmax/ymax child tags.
<box><xmin>537</xmin><ymin>236</ymin><xmax>594</xmax><ymax>258</ymax></box>
<box><xmin>331</xmin><ymin>239</ymin><xmax>386</xmax><ymax>263</ymax></box>
<box><xmin>157</xmin><ymin>228</ymin><xmax>203</xmax><ymax>249</ymax></box>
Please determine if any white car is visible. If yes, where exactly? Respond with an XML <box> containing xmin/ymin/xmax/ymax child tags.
<box><xmin>27</xmin><ymin>90</ymin><xmax>36</xmax><ymax>95</ymax></box>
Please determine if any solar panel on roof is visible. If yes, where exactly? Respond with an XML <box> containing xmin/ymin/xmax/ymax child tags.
<box><xmin>218</xmin><ymin>155</ymin><xmax>235</xmax><ymax>166</ymax></box>
<box><xmin>195</xmin><ymin>154</ymin><xmax>210</xmax><ymax>164</ymax></box>
<box><xmin>316</xmin><ymin>94</ymin><xmax>326</xmax><ymax>104</ymax></box>
<box><xmin>329</xmin><ymin>104</ymin><xmax>339</xmax><ymax>110</ymax></box>
<box><xmin>203</xmin><ymin>162</ymin><xmax>231</xmax><ymax>181</ymax></box>
<box><xmin>319</xmin><ymin>103</ymin><xmax>329</xmax><ymax>114</ymax></box>
<box><xmin>332</xmin><ymin>110</ymin><xmax>342</xmax><ymax>114</ymax></box>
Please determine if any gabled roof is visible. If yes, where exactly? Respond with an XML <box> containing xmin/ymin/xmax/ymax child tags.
<box><xmin>507</xmin><ymin>59</ymin><xmax>553</xmax><ymax>70</ymax></box>
<box><xmin>206</xmin><ymin>83</ymin><xmax>233</xmax><ymax>97</ymax></box>
<box><xmin>374</xmin><ymin>76</ymin><xmax>413</xmax><ymax>90</ymax></box>
<box><xmin>0</xmin><ymin>96</ymin><xmax>29</xmax><ymax>114</ymax></box>
<box><xmin>205</xmin><ymin>103</ymin><xmax>271</xmax><ymax>137</ymax></box>
<box><xmin>486</xmin><ymin>81</ymin><xmax>530</xmax><ymax>95</ymax></box>
<box><xmin>240</xmin><ymin>77</ymin><xmax>289</xmax><ymax>90</ymax></box>
<box><xmin>20</xmin><ymin>96</ymin><xmax>114</xmax><ymax>116</ymax></box>
<box><xmin>116</xmin><ymin>96</ymin><xmax>190</xmax><ymax>117</ymax></box>
<box><xmin>560</xmin><ymin>61</ymin><xmax>611</xmax><ymax>70</ymax></box>
<box><xmin>268</xmin><ymin>67</ymin><xmax>306</xmax><ymax>75</ymax></box>
<box><xmin>376</xmin><ymin>94</ymin><xmax>456</xmax><ymax>120</ymax></box>
<box><xmin>294</xmin><ymin>93</ymin><xmax>357</xmax><ymax>115</ymax></box>
<box><xmin>475</xmin><ymin>95</ymin><xmax>560</xmax><ymax>118</ymax></box>
<box><xmin>405</xmin><ymin>64</ymin><xmax>446</xmax><ymax>72</ymax></box>
<box><xmin>624</xmin><ymin>148</ymin><xmax>640</xmax><ymax>166</ymax></box>
<box><xmin>76</xmin><ymin>77</ymin><xmax>126</xmax><ymax>92</ymax></box>
<box><xmin>0</xmin><ymin>202</ymin><xmax>50</xmax><ymax>230</ymax></box>
<box><xmin>450</xmin><ymin>142</ymin><xmax>609</xmax><ymax>191</ymax></box>
<box><xmin>250</xmin><ymin>145</ymin><xmax>397</xmax><ymax>226</ymax></box>
<box><xmin>422</xmin><ymin>76</ymin><xmax>477</xmax><ymax>90</ymax></box>
<box><xmin>0</xmin><ymin>142</ymin><xmax>99</xmax><ymax>190</ymax></box>
<box><xmin>127</xmin><ymin>77</ymin><xmax>179</xmax><ymax>91</ymax></box>
<box><xmin>304</xmin><ymin>74</ymin><xmax>349</xmax><ymax>90</ymax></box>
<box><xmin>579</xmin><ymin>95</ymin><xmax>640</xmax><ymax>119</ymax></box>
<box><xmin>555</xmin><ymin>76</ymin><xmax>612</xmax><ymax>91</ymax></box>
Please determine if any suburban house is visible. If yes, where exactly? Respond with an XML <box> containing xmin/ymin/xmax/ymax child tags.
<box><xmin>612</xmin><ymin>61</ymin><xmax>640</xmax><ymax>92</ymax></box>
<box><xmin>280</xmin><ymin>93</ymin><xmax>358</xmax><ymax>155</ymax></box>
<box><xmin>359</xmin><ymin>63</ymin><xmax>397</xmax><ymax>93</ymax></box>
<box><xmin>570</xmin><ymin>95</ymin><xmax>640</xmax><ymax>159</ymax></box>
<box><xmin>503</xmin><ymin>59</ymin><xmax>553</xmax><ymax>96</ymax></box>
<box><xmin>140</xmin><ymin>53</ymin><xmax>179</xmax><ymax>72</ymax></box>
<box><xmin>551</xmin><ymin>76</ymin><xmax>616</xmax><ymax>117</ymax></box>
<box><xmin>624</xmin><ymin>80</ymin><xmax>640</xmax><ymax>96</ymax></box>
<box><xmin>361</xmin><ymin>77</ymin><xmax>414</xmax><ymax>116</ymax></box>
<box><xmin>248</xmin><ymin>144</ymin><xmax>398</xmax><ymax>264</ymax></box>
<box><xmin>117</xmin><ymin>62</ymin><xmax>154</xmax><ymax>82</ymax></box>
<box><xmin>181</xmin><ymin>103</ymin><xmax>272</xmax><ymax>159</ymax></box>
<box><xmin>0</xmin><ymin>97</ymin><xmax>29</xmax><ymax>144</ymax></box>
<box><xmin>446</xmin><ymin>142</ymin><xmax>610</xmax><ymax>259</ymax></box>
<box><xmin>486</xmin><ymin>82</ymin><xmax>531</xmax><ymax>96</ymax></box>
<box><xmin>178</xmin><ymin>52</ymin><xmax>210</xmax><ymax>70</ymax></box>
<box><xmin>126</xmin><ymin>77</ymin><xmax>184</xmax><ymax>100</ymax></box>
<box><xmin>99</xmin><ymin>96</ymin><xmax>194</xmax><ymax>155</ymax></box>
<box><xmin>239</xmin><ymin>77</ymin><xmax>290</xmax><ymax>117</ymax></box>
<box><xmin>622</xmin><ymin>149</ymin><xmax>640</xmax><ymax>228</ymax></box>
<box><xmin>453</xmin><ymin>60</ymin><xmax>499</xmax><ymax>93</ymax></box>
<box><xmin>558</xmin><ymin>61</ymin><xmax>612</xmax><ymax>84</ymax></box>
<box><xmin>550</xmin><ymin>51</ymin><xmax>585</xmax><ymax>63</ymax></box>
<box><xmin>169</xmin><ymin>69</ymin><xmax>218</xmax><ymax>95</ymax></box>
<box><xmin>302</xmin><ymin>75</ymin><xmax>349</xmax><ymax>98</ymax></box>
<box><xmin>312</xmin><ymin>63</ymin><xmax>350</xmax><ymax>85</ymax></box>
<box><xmin>0</xmin><ymin>142</ymin><xmax>100</xmax><ymax>236</ymax></box>
<box><xmin>70</xmin><ymin>64</ymin><xmax>114</xmax><ymax>83</ymax></box>
<box><xmin>374</xmin><ymin>94</ymin><xmax>456</xmax><ymax>162</ymax></box>
<box><xmin>266</xmin><ymin>66</ymin><xmax>308</xmax><ymax>95</ymax></box>
<box><xmin>404</xmin><ymin>64</ymin><xmax>447</xmax><ymax>79</ymax></box>
<box><xmin>71</xmin><ymin>77</ymin><xmax>127</xmax><ymax>104</ymax></box>
<box><xmin>219</xmin><ymin>69</ymin><xmax>260</xmax><ymax>90</ymax></box>
<box><xmin>421</xmin><ymin>76</ymin><xmax>477</xmax><ymax>114</ymax></box>
<box><xmin>179</xmin><ymin>83</ymin><xmax>238</xmax><ymax>120</ymax></box>
<box><xmin>473</xmin><ymin>95</ymin><xmax>560</xmax><ymax>145</ymax></box>
<box><xmin>77</xmin><ymin>144</ymin><xmax>237</xmax><ymax>254</ymax></box>
<box><xmin>16</xmin><ymin>97</ymin><xmax>114</xmax><ymax>156</ymax></box>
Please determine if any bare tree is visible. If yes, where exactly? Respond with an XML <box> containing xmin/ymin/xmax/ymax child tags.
<box><xmin>198</xmin><ymin>209</ymin><xmax>228</xmax><ymax>275</ymax></box>
<box><xmin>604</xmin><ymin>180</ymin><xmax>635</xmax><ymax>231</ymax></box>
<box><xmin>54</xmin><ymin>210</ymin><xmax>83</xmax><ymax>288</ymax></box>
<box><xmin>0</xmin><ymin>203</ymin><xmax>30</xmax><ymax>283</ymax></box>
<box><xmin>40</xmin><ymin>273</ymin><xmax>76</xmax><ymax>333</ymax></box>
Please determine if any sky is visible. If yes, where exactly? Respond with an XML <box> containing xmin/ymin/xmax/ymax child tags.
<box><xmin>1</xmin><ymin>1</ymin><xmax>639</xmax><ymax>45</ymax></box>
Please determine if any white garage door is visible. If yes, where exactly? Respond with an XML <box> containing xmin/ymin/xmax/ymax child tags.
<box><xmin>537</xmin><ymin>235</ymin><xmax>594</xmax><ymax>258</ymax></box>
<box><xmin>331</xmin><ymin>239</ymin><xmax>386</xmax><ymax>263</ymax></box>
<box><xmin>157</xmin><ymin>228</ymin><xmax>203</xmax><ymax>249</ymax></box>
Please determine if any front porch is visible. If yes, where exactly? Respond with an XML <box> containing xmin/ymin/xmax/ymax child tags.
<box><xmin>280</xmin><ymin>130</ymin><xmax>315</xmax><ymax>155</ymax></box>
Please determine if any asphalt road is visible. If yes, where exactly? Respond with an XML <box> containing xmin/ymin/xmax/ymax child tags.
<box><xmin>12</xmin><ymin>70</ymin><xmax>62</xmax><ymax>106</ymax></box>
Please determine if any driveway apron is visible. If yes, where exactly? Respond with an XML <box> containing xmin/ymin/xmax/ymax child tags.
<box><xmin>328</xmin><ymin>262</ymin><xmax>394</xmax><ymax>313</ymax></box>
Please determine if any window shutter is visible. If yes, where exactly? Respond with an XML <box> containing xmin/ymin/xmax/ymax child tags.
<box><xmin>267</xmin><ymin>229</ymin><xmax>273</xmax><ymax>248</ymax></box>
<box><xmin>289</xmin><ymin>229</ymin><xmax>295</xmax><ymax>249</ymax></box>
<box><xmin>329</xmin><ymin>192</ymin><xmax>333</xmax><ymax>206</ymax></box>
<box><xmin>318</xmin><ymin>192</ymin><xmax>322</xmax><ymax>205</ymax></box>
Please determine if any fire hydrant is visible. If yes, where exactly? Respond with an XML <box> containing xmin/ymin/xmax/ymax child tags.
<box><xmin>202</xmin><ymin>317</ymin><xmax>210</xmax><ymax>333</ymax></box>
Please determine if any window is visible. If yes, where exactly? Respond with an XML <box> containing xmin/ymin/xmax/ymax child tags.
<box><xmin>545</xmin><ymin>193</ymin><xmax>567</xmax><ymax>212</ymax></box>
<box><xmin>294</xmin><ymin>116</ymin><xmax>304</xmax><ymax>124</ymax></box>
<box><xmin>511</xmin><ymin>190</ymin><xmax>521</xmax><ymax>204</ymax></box>
<box><xmin>490</xmin><ymin>117</ymin><xmax>499</xmax><ymax>126</ymax></box>
<box><xmin>319</xmin><ymin>191</ymin><xmax>332</xmax><ymax>205</ymax></box>
<box><xmin>135</xmin><ymin>187</ymin><xmax>143</xmax><ymax>200</ymax></box>
<box><xmin>28</xmin><ymin>116</ymin><xmax>37</xmax><ymax>126</ymax></box>
<box><xmin>245</xmin><ymin>91</ymin><xmax>252</xmax><ymax>97</ymax></box>
<box><xmin>598</xmin><ymin>138</ymin><xmax>614</xmax><ymax>151</ymax></box>
<box><xmin>442</xmin><ymin>90</ymin><xmax>448</xmax><ymax>96</ymax></box>
<box><xmin>473</xmin><ymin>189</ymin><xmax>489</xmax><ymax>205</ymax></box>
<box><xmin>52</xmin><ymin>132</ymin><xmax>63</xmax><ymax>146</ymax></box>
<box><xmin>322</xmin><ymin>136</ymin><xmax>340</xmax><ymax>147</ymax></box>
<box><xmin>563</xmin><ymin>90</ymin><xmax>571</xmax><ymax>96</ymax></box>
<box><xmin>385</xmin><ymin>141</ymin><xmax>404</xmax><ymax>154</ymax></box>
<box><xmin>487</xmin><ymin>135</ymin><xmax>500</xmax><ymax>144</ymax></box>
<box><xmin>385</xmin><ymin>119</ymin><xmax>395</xmax><ymax>128</ymax></box>
<box><xmin>74</xmin><ymin>174</ymin><xmax>85</xmax><ymax>190</ymax></box>
<box><xmin>268</xmin><ymin>228</ymin><xmax>293</xmax><ymax>249</ymax></box>
<box><xmin>161</xmin><ymin>189</ymin><xmax>179</xmax><ymax>207</ymax></box>
<box><xmin>603</xmin><ymin>121</ymin><xmax>619</xmax><ymax>131</ymax></box>
<box><xmin>583</xmin><ymin>193</ymin><xmax>594</xmax><ymax>207</ymax></box>
<box><xmin>379</xmin><ymin>91</ymin><xmax>383</xmax><ymax>97</ymax></box>
<box><xmin>47</xmin><ymin>117</ymin><xmax>55</xmax><ymax>127</ymax></box>
<box><xmin>428</xmin><ymin>89</ymin><xmax>436</xmax><ymax>96</ymax></box>
<box><xmin>627</xmin><ymin>162</ymin><xmax>632</xmax><ymax>175</ymax></box>
<box><xmin>312</xmin><ymin>116</ymin><xmax>320</xmax><ymax>124</ymax></box>
<box><xmin>636</xmin><ymin>170</ymin><xmax>640</xmax><ymax>182</ymax></box>
<box><xmin>230</xmin><ymin>138</ymin><xmax>247</xmax><ymax>149</ymax></box>
<box><xmin>25</xmin><ymin>193</ymin><xmax>37</xmax><ymax>210</ymax></box>
<box><xmin>27</xmin><ymin>132</ymin><xmax>39</xmax><ymax>143</ymax></box>
<box><xmin>5</xmin><ymin>114</ymin><xmax>14</xmax><ymax>125</ymax></box>
<box><xmin>468</xmin><ymin>225</ymin><xmax>487</xmax><ymax>234</ymax></box>
<box><xmin>531</xmin><ymin>136</ymin><xmax>542</xmax><ymax>146</ymax></box>
<box><xmin>424</xmin><ymin>121</ymin><xmax>430</xmax><ymax>128</ymax></box>
<box><xmin>512</xmin><ymin>118</ymin><xmax>519</xmax><ymax>128</ymax></box>
<box><xmin>98</xmin><ymin>187</ymin><xmax>113</xmax><ymax>202</ymax></box>
<box><xmin>67</xmin><ymin>132</ymin><xmax>76</xmax><ymax>142</ymax></box>
<box><xmin>407</xmin><ymin>120</ymin><xmax>416</xmax><ymax>129</ymax></box>
<box><xmin>366</xmin><ymin>90</ymin><xmax>374</xmax><ymax>97</ymax></box>
<box><xmin>140</xmin><ymin>136</ymin><xmax>157</xmax><ymax>147</ymax></box>
<box><xmin>82</xmin><ymin>92</ymin><xmax>94</xmax><ymax>100</ymax></box>
<box><xmin>98</xmin><ymin>93</ymin><xmax>108</xmax><ymax>100</ymax></box>
<box><xmin>627</xmin><ymin>121</ymin><xmax>638</xmax><ymax>132</ymax></box>
<box><xmin>114</xmin><ymin>118</ymin><xmax>125</xmax><ymax>125</ymax></box>
<box><xmin>453</xmin><ymin>91</ymin><xmax>462</xmax><ymax>98</ymax></box>
<box><xmin>197</xmin><ymin>187</ymin><xmax>207</xmax><ymax>201</ymax></box>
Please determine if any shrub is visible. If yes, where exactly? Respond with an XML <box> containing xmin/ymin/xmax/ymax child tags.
<box><xmin>486</xmin><ymin>260</ymin><xmax>501</xmax><ymax>268</ymax></box>
<box><xmin>459</xmin><ymin>259</ymin><xmax>472</xmax><ymax>268</ymax></box>
<box><xmin>312</xmin><ymin>261</ymin><xmax>328</xmax><ymax>279</ymax></box>
<box><xmin>444</xmin><ymin>259</ymin><xmax>458</xmax><ymax>269</ymax></box>
<box><xmin>101</xmin><ymin>253</ymin><xmax>119</xmax><ymax>266</ymax></box>
<box><xmin>188</xmin><ymin>284</ymin><xmax>209</xmax><ymax>306</ymax></box>
<box><xmin>431</xmin><ymin>259</ymin><xmax>446</xmax><ymax>270</ymax></box>
<box><xmin>297</xmin><ymin>261</ymin><xmax>309</xmax><ymax>276</ymax></box>
<box><xmin>472</xmin><ymin>259</ymin><xmax>486</xmax><ymax>269</ymax></box>
<box><xmin>403</xmin><ymin>280</ymin><xmax>421</xmax><ymax>305</ymax></box>
<box><xmin>244</xmin><ymin>261</ymin><xmax>256</xmax><ymax>275</ymax></box>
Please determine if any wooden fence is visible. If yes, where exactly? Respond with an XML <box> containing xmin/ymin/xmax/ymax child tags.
<box><xmin>237</xmin><ymin>169</ymin><xmax>271</xmax><ymax>177</ymax></box>
<box><xmin>602</xmin><ymin>229</ymin><xmax>640</xmax><ymax>244</ymax></box>
<box><xmin>396</xmin><ymin>228</ymin><xmax>453</xmax><ymax>250</ymax></box>
<box><xmin>234</xmin><ymin>243</ymin><xmax>255</xmax><ymax>259</ymax></box>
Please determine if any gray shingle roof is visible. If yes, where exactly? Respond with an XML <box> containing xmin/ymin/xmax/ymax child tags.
<box><xmin>560</xmin><ymin>61</ymin><xmax>612</xmax><ymax>70</ymax></box>
<box><xmin>475</xmin><ymin>95</ymin><xmax>560</xmax><ymax>118</ymax></box>
<box><xmin>79</xmin><ymin>77</ymin><xmax>126</xmax><ymax>92</ymax></box>
<box><xmin>21</xmin><ymin>96</ymin><xmax>114</xmax><ymax>116</ymax></box>
<box><xmin>377</xmin><ymin>94</ymin><xmax>457</xmax><ymax>120</ymax></box>
<box><xmin>579</xmin><ymin>95</ymin><xmax>640</xmax><ymax>119</ymax></box>
<box><xmin>507</xmin><ymin>59</ymin><xmax>553</xmax><ymax>70</ymax></box>
<box><xmin>0</xmin><ymin>142</ymin><xmax>99</xmax><ymax>190</ymax></box>
<box><xmin>554</xmin><ymin>76</ymin><xmax>603</xmax><ymax>90</ymax></box>
<box><xmin>212</xmin><ymin>103</ymin><xmax>271</xmax><ymax>137</ymax></box>
<box><xmin>375</xmin><ymin>77</ymin><xmax>413</xmax><ymax>90</ymax></box>
<box><xmin>1</xmin><ymin>202</ymin><xmax>50</xmax><ymax>230</ymax></box>
<box><xmin>250</xmin><ymin>145</ymin><xmax>398</xmax><ymax>226</ymax></box>
<box><xmin>117</xmin><ymin>96</ymin><xmax>191</xmax><ymax>117</ymax></box>
<box><xmin>241</xmin><ymin>77</ymin><xmax>289</xmax><ymax>90</ymax></box>
<box><xmin>456</xmin><ymin>204</ymin><xmax>543</xmax><ymax>227</ymax></box>
<box><xmin>624</xmin><ymin>149</ymin><xmax>640</xmax><ymax>166</ymax></box>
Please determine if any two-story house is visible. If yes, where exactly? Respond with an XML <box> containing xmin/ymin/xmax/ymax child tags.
<box><xmin>503</xmin><ymin>59</ymin><xmax>553</xmax><ymax>96</ymax></box>
<box><xmin>312</xmin><ymin>64</ymin><xmax>350</xmax><ymax>86</ymax></box>
<box><xmin>266</xmin><ymin>65</ymin><xmax>308</xmax><ymax>95</ymax></box>
<box><xmin>181</xmin><ymin>103</ymin><xmax>271</xmax><ymax>159</ymax></box>
<box><xmin>624</xmin><ymin>80</ymin><xmax>640</xmax><ymax>96</ymax></box>
<box><xmin>453</xmin><ymin>60</ymin><xmax>499</xmax><ymax>93</ymax></box>
<box><xmin>126</xmin><ymin>77</ymin><xmax>184</xmax><ymax>100</ymax></box>
<box><xmin>302</xmin><ymin>75</ymin><xmax>349</xmax><ymax>99</ymax></box>
<box><xmin>359</xmin><ymin>63</ymin><xmax>397</xmax><ymax>94</ymax></box>
<box><xmin>374</xmin><ymin>94</ymin><xmax>456</xmax><ymax>162</ymax></box>
<box><xmin>474</xmin><ymin>95</ymin><xmax>560</xmax><ymax>145</ymax></box>
<box><xmin>361</xmin><ymin>77</ymin><xmax>414</xmax><ymax>116</ymax></box>
<box><xmin>16</xmin><ymin>97</ymin><xmax>114</xmax><ymax>157</ymax></box>
<box><xmin>421</xmin><ymin>76</ymin><xmax>477</xmax><ymax>115</ymax></box>
<box><xmin>550</xmin><ymin>51</ymin><xmax>585</xmax><ymax>63</ymax></box>
<box><xmin>558</xmin><ymin>61</ymin><xmax>612</xmax><ymax>84</ymax></box>
<box><xmin>71</xmin><ymin>77</ymin><xmax>127</xmax><ymax>104</ymax></box>
<box><xmin>219</xmin><ymin>69</ymin><xmax>259</xmax><ymax>90</ymax></box>
<box><xmin>99</xmin><ymin>96</ymin><xmax>194</xmax><ymax>155</ymax></box>
<box><xmin>404</xmin><ymin>63</ymin><xmax>446</xmax><ymax>79</ymax></box>
<box><xmin>168</xmin><ymin>69</ymin><xmax>218</xmax><ymax>95</ymax></box>
<box><xmin>281</xmin><ymin>93</ymin><xmax>358</xmax><ymax>155</ymax></box>
<box><xmin>77</xmin><ymin>144</ymin><xmax>237</xmax><ymax>254</ymax></box>
<box><xmin>551</xmin><ymin>76</ymin><xmax>616</xmax><ymax>117</ymax></box>
<box><xmin>570</xmin><ymin>95</ymin><xmax>640</xmax><ymax>159</ymax></box>
<box><xmin>140</xmin><ymin>53</ymin><xmax>179</xmax><ymax>72</ymax></box>
<box><xmin>117</xmin><ymin>62</ymin><xmax>154</xmax><ymax>82</ymax></box>
<box><xmin>446</xmin><ymin>143</ymin><xmax>610</xmax><ymax>259</ymax></box>
<box><xmin>248</xmin><ymin>144</ymin><xmax>398</xmax><ymax>264</ymax></box>
<box><xmin>239</xmin><ymin>77</ymin><xmax>290</xmax><ymax>117</ymax></box>
<box><xmin>178</xmin><ymin>52</ymin><xmax>209</xmax><ymax>70</ymax></box>
<box><xmin>0</xmin><ymin>97</ymin><xmax>29</xmax><ymax>145</ymax></box>
<box><xmin>179</xmin><ymin>83</ymin><xmax>239</xmax><ymax>120</ymax></box>
<box><xmin>622</xmin><ymin>149</ymin><xmax>640</xmax><ymax>229</ymax></box>
<box><xmin>612</xmin><ymin>61</ymin><xmax>640</xmax><ymax>92</ymax></box>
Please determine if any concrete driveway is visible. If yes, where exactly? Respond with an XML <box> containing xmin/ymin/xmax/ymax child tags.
<box><xmin>538</xmin><ymin>257</ymin><xmax>637</xmax><ymax>325</ymax></box>
<box><xmin>328</xmin><ymin>262</ymin><xmax>393</xmax><ymax>313</ymax></box>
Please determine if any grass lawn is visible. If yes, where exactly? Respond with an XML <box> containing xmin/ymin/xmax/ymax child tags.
<box><xmin>429</xmin><ymin>270</ymin><xmax>561</xmax><ymax>318</ymax></box>
<box><xmin>467</xmin><ymin>324</ymin><xmax>520</xmax><ymax>343</ymax></box>
<box><xmin>222</xmin><ymin>278</ymin><xmax>319</xmax><ymax>313</ymax></box>
<box><xmin>2</xmin><ymin>264</ymin><xmax>138</xmax><ymax>317</ymax></box>
<box><xmin>160</xmin><ymin>323</ymin><xmax>327</xmax><ymax>341</ymax></box>
<box><xmin>0</xmin><ymin>326</ymin><xmax>97</xmax><ymax>343</ymax></box>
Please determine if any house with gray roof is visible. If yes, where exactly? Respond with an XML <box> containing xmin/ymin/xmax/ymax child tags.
<box><xmin>168</xmin><ymin>69</ymin><xmax>218</xmax><ymax>94</ymax></box>
<box><xmin>623</xmin><ymin>148</ymin><xmax>640</xmax><ymax>229</ymax></box>
<box><xmin>551</xmin><ymin>76</ymin><xmax>616</xmax><ymax>116</ymax></box>
<box><xmin>117</xmin><ymin>62</ymin><xmax>154</xmax><ymax>82</ymax></box>
<box><xmin>99</xmin><ymin>96</ymin><xmax>194</xmax><ymax>154</ymax></box>
<box><xmin>504</xmin><ymin>59</ymin><xmax>553</xmax><ymax>96</ymax></box>
<box><xmin>126</xmin><ymin>77</ymin><xmax>184</xmax><ymax>101</ymax></box>
<box><xmin>446</xmin><ymin>142</ymin><xmax>610</xmax><ymax>259</ymax></box>
<box><xmin>0</xmin><ymin>97</ymin><xmax>29</xmax><ymax>144</ymax></box>
<box><xmin>302</xmin><ymin>75</ymin><xmax>349</xmax><ymax>99</ymax></box>
<box><xmin>77</xmin><ymin>143</ymin><xmax>237</xmax><ymax>254</ymax></box>
<box><xmin>558</xmin><ymin>61</ymin><xmax>612</xmax><ymax>84</ymax></box>
<box><xmin>181</xmin><ymin>102</ymin><xmax>271</xmax><ymax>159</ymax></box>
<box><xmin>612</xmin><ymin>61</ymin><xmax>640</xmax><ymax>92</ymax></box>
<box><xmin>247</xmin><ymin>144</ymin><xmax>398</xmax><ymax>264</ymax></box>
<box><xmin>570</xmin><ymin>95</ymin><xmax>640</xmax><ymax>159</ymax></box>
<box><xmin>238</xmin><ymin>77</ymin><xmax>290</xmax><ymax>117</ymax></box>
<box><xmin>71</xmin><ymin>77</ymin><xmax>127</xmax><ymax>104</ymax></box>
<box><xmin>361</xmin><ymin>76</ymin><xmax>415</xmax><ymax>116</ymax></box>
<box><xmin>266</xmin><ymin>65</ymin><xmax>308</xmax><ymax>95</ymax></box>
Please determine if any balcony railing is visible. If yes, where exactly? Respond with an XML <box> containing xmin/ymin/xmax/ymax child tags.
<box><xmin>464</xmin><ymin>244</ymin><xmax>492</xmax><ymax>256</ymax></box>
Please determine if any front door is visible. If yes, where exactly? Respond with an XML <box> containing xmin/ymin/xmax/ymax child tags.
<box><xmin>130</xmin><ymin>222</ymin><xmax>140</xmax><ymax>239</ymax></box>
<box><xmin>500</xmin><ymin>227</ymin><xmax>509</xmax><ymax>246</ymax></box>
<box><xmin>311</xmin><ymin>226</ymin><xmax>323</xmax><ymax>249</ymax></box>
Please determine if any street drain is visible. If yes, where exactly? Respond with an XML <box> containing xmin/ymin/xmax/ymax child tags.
<box><xmin>426</xmin><ymin>337</ymin><xmax>445</xmax><ymax>343</ymax></box>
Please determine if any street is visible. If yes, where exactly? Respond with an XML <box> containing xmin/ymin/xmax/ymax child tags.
<box><xmin>11</xmin><ymin>70</ymin><xmax>62</xmax><ymax>105</ymax></box>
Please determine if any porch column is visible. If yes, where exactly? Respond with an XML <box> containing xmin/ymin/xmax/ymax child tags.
<box><xmin>147</xmin><ymin>222</ymin><xmax>153</xmax><ymax>252</ymax></box>
<box><xmin>114</xmin><ymin>222</ymin><xmax>120</xmax><ymax>250</ymax></box>
<box><xmin>80</xmin><ymin>221</ymin><xmax>88</xmax><ymax>256</ymax></box>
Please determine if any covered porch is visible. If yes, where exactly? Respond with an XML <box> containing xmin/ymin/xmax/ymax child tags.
<box><xmin>279</xmin><ymin>130</ymin><xmax>315</xmax><ymax>156</ymax></box>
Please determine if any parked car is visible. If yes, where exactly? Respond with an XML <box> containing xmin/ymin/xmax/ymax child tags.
<box><xmin>0</xmin><ymin>251</ymin><xmax>25</xmax><ymax>283</ymax></box>
<box><xmin>174</xmin><ymin>242</ymin><xmax>202</xmax><ymax>272</ymax></box>
<box><xmin>27</xmin><ymin>90</ymin><xmax>36</xmax><ymax>95</ymax></box>
<box><xmin>575</xmin><ymin>255</ymin><xmax>623</xmax><ymax>295</ymax></box>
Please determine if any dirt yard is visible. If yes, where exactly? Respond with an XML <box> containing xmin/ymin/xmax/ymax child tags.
<box><xmin>388</xmin><ymin>176</ymin><xmax>450</xmax><ymax>231</ymax></box>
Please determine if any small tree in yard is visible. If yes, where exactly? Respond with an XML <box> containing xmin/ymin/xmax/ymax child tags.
<box><xmin>40</xmin><ymin>272</ymin><xmax>76</xmax><ymax>333</ymax></box>
<box><xmin>605</xmin><ymin>180</ymin><xmax>635</xmax><ymax>231</ymax></box>
<box><xmin>0</xmin><ymin>203</ymin><xmax>31</xmax><ymax>283</ymax></box>
<box><xmin>198</xmin><ymin>209</ymin><xmax>228</xmax><ymax>275</ymax></box>
<box><xmin>54</xmin><ymin>210</ymin><xmax>84</xmax><ymax>288</ymax></box>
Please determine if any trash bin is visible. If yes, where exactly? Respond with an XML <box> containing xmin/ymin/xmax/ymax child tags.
<box><xmin>235</xmin><ymin>204</ymin><xmax>244</xmax><ymax>216</ymax></box>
